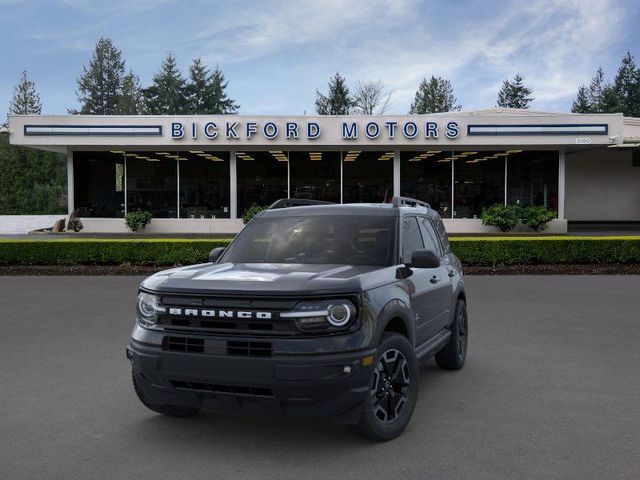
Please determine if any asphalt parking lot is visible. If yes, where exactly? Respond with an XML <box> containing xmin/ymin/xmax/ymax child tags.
<box><xmin>1</xmin><ymin>275</ymin><xmax>639</xmax><ymax>480</ymax></box>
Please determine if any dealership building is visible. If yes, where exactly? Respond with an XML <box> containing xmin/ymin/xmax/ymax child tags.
<box><xmin>8</xmin><ymin>109</ymin><xmax>640</xmax><ymax>233</ymax></box>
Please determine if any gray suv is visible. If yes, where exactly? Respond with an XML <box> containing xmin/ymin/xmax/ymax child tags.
<box><xmin>127</xmin><ymin>197</ymin><xmax>468</xmax><ymax>441</ymax></box>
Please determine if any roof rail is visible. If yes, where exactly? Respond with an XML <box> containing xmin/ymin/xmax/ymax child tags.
<box><xmin>268</xmin><ymin>198</ymin><xmax>335</xmax><ymax>209</ymax></box>
<box><xmin>391</xmin><ymin>196</ymin><xmax>431</xmax><ymax>209</ymax></box>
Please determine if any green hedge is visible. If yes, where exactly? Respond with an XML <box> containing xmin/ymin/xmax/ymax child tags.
<box><xmin>1</xmin><ymin>237</ymin><xmax>640</xmax><ymax>266</ymax></box>
<box><xmin>450</xmin><ymin>237</ymin><xmax>640</xmax><ymax>266</ymax></box>
<box><xmin>0</xmin><ymin>239</ymin><xmax>232</xmax><ymax>266</ymax></box>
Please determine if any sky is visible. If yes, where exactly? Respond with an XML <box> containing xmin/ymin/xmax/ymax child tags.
<box><xmin>1</xmin><ymin>0</ymin><xmax>639</xmax><ymax>117</ymax></box>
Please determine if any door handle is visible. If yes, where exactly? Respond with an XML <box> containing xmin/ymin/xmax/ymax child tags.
<box><xmin>430</xmin><ymin>275</ymin><xmax>440</xmax><ymax>284</ymax></box>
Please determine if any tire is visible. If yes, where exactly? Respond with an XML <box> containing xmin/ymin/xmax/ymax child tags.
<box><xmin>351</xmin><ymin>332</ymin><xmax>419</xmax><ymax>441</ymax></box>
<box><xmin>435</xmin><ymin>298</ymin><xmax>468</xmax><ymax>370</ymax></box>
<box><xmin>132</xmin><ymin>370</ymin><xmax>200</xmax><ymax>418</ymax></box>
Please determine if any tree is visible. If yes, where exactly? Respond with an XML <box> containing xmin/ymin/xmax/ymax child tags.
<box><xmin>496</xmin><ymin>73</ymin><xmax>534</xmax><ymax>109</ymax></box>
<box><xmin>352</xmin><ymin>80</ymin><xmax>391</xmax><ymax>114</ymax></box>
<box><xmin>409</xmin><ymin>76</ymin><xmax>461</xmax><ymax>114</ymax></box>
<box><xmin>143</xmin><ymin>53</ymin><xmax>187</xmax><ymax>115</ymax></box>
<box><xmin>116</xmin><ymin>71</ymin><xmax>144</xmax><ymax>115</ymax></box>
<box><xmin>587</xmin><ymin>66</ymin><xmax>607</xmax><ymax>112</ymax></box>
<box><xmin>74</xmin><ymin>37</ymin><xmax>125</xmax><ymax>114</ymax></box>
<box><xmin>315</xmin><ymin>73</ymin><xmax>352</xmax><ymax>115</ymax></box>
<box><xmin>185</xmin><ymin>59</ymin><xmax>239</xmax><ymax>114</ymax></box>
<box><xmin>571</xmin><ymin>85</ymin><xmax>591</xmax><ymax>113</ymax></box>
<box><xmin>613</xmin><ymin>51</ymin><xmax>640</xmax><ymax>117</ymax></box>
<box><xmin>8</xmin><ymin>70</ymin><xmax>42</xmax><ymax>117</ymax></box>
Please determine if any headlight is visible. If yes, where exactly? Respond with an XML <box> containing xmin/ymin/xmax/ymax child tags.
<box><xmin>136</xmin><ymin>292</ymin><xmax>165</xmax><ymax>327</ymax></box>
<box><xmin>282</xmin><ymin>299</ymin><xmax>357</xmax><ymax>333</ymax></box>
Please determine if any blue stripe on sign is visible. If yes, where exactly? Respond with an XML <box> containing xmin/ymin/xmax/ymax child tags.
<box><xmin>24</xmin><ymin>125</ymin><xmax>163</xmax><ymax>136</ymax></box>
<box><xmin>467</xmin><ymin>124</ymin><xmax>608</xmax><ymax>136</ymax></box>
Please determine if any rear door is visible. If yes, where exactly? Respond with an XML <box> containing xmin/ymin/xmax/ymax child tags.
<box><xmin>417</xmin><ymin>216</ymin><xmax>454</xmax><ymax>339</ymax></box>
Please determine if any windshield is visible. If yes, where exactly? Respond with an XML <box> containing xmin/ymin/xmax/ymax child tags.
<box><xmin>221</xmin><ymin>215</ymin><xmax>396</xmax><ymax>266</ymax></box>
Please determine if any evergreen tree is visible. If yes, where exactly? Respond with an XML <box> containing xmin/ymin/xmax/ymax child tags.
<box><xmin>496</xmin><ymin>73</ymin><xmax>534</xmax><ymax>109</ymax></box>
<box><xmin>116</xmin><ymin>71</ymin><xmax>144</xmax><ymax>115</ymax></box>
<box><xmin>571</xmin><ymin>85</ymin><xmax>591</xmax><ymax>113</ymax></box>
<box><xmin>8</xmin><ymin>70</ymin><xmax>42</xmax><ymax>116</ymax></box>
<box><xmin>613</xmin><ymin>51</ymin><xmax>640</xmax><ymax>117</ymax></box>
<box><xmin>588</xmin><ymin>66</ymin><xmax>607</xmax><ymax>111</ymax></box>
<box><xmin>75</xmin><ymin>37</ymin><xmax>125</xmax><ymax>114</ymax></box>
<box><xmin>315</xmin><ymin>73</ymin><xmax>352</xmax><ymax>115</ymax></box>
<box><xmin>409</xmin><ymin>76</ymin><xmax>461</xmax><ymax>114</ymax></box>
<box><xmin>185</xmin><ymin>59</ymin><xmax>239</xmax><ymax>114</ymax></box>
<box><xmin>143</xmin><ymin>53</ymin><xmax>187</xmax><ymax>115</ymax></box>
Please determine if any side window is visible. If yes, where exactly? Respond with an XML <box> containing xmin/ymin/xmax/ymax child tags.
<box><xmin>419</xmin><ymin>217</ymin><xmax>442</xmax><ymax>256</ymax></box>
<box><xmin>401</xmin><ymin>217</ymin><xmax>424</xmax><ymax>263</ymax></box>
<box><xmin>434</xmin><ymin>217</ymin><xmax>451</xmax><ymax>254</ymax></box>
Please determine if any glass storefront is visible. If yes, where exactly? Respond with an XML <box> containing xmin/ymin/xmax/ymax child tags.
<box><xmin>178</xmin><ymin>151</ymin><xmax>230</xmax><ymax>218</ymax></box>
<box><xmin>289</xmin><ymin>151</ymin><xmax>340</xmax><ymax>203</ymax></box>
<box><xmin>343</xmin><ymin>151</ymin><xmax>394</xmax><ymax>203</ymax></box>
<box><xmin>400</xmin><ymin>150</ymin><xmax>452</xmax><ymax>217</ymax></box>
<box><xmin>73</xmin><ymin>151</ymin><xmax>125</xmax><ymax>217</ymax></box>
<box><xmin>73</xmin><ymin>148</ymin><xmax>560</xmax><ymax>219</ymax></box>
<box><xmin>237</xmin><ymin>150</ymin><xmax>288</xmax><ymax>216</ymax></box>
<box><xmin>453</xmin><ymin>151</ymin><xmax>505</xmax><ymax>218</ymax></box>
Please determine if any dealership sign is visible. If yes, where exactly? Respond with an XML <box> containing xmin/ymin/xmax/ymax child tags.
<box><xmin>170</xmin><ymin>120</ymin><xmax>461</xmax><ymax>141</ymax></box>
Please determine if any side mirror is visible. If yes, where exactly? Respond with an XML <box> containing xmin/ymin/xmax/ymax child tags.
<box><xmin>209</xmin><ymin>247</ymin><xmax>226</xmax><ymax>263</ymax></box>
<box><xmin>410</xmin><ymin>249</ymin><xmax>441</xmax><ymax>269</ymax></box>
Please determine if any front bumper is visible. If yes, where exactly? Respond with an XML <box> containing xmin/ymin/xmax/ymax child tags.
<box><xmin>128</xmin><ymin>330</ymin><xmax>376</xmax><ymax>424</ymax></box>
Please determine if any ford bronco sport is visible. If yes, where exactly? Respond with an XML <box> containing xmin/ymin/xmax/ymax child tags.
<box><xmin>127</xmin><ymin>197</ymin><xmax>468</xmax><ymax>441</ymax></box>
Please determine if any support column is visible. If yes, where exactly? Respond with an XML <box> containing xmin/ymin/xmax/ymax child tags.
<box><xmin>393</xmin><ymin>150</ymin><xmax>400</xmax><ymax>198</ymax></box>
<box><xmin>66</xmin><ymin>148</ymin><xmax>74</xmax><ymax>216</ymax></box>
<box><xmin>230</xmin><ymin>150</ymin><xmax>237</xmax><ymax>219</ymax></box>
<box><xmin>558</xmin><ymin>148</ymin><xmax>566</xmax><ymax>220</ymax></box>
<box><xmin>504</xmin><ymin>154</ymin><xmax>508</xmax><ymax>206</ymax></box>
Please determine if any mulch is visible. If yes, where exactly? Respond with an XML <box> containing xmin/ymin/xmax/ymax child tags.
<box><xmin>1</xmin><ymin>264</ymin><xmax>640</xmax><ymax>276</ymax></box>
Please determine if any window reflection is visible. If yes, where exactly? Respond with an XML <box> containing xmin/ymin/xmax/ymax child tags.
<box><xmin>237</xmin><ymin>151</ymin><xmax>288</xmax><ymax>216</ymax></box>
<box><xmin>178</xmin><ymin>151</ymin><xmax>230</xmax><ymax>218</ymax></box>
<box><xmin>73</xmin><ymin>151</ymin><xmax>125</xmax><ymax>218</ymax></box>
<box><xmin>343</xmin><ymin>151</ymin><xmax>393</xmax><ymax>203</ymax></box>
<box><xmin>290</xmin><ymin>151</ymin><xmax>340</xmax><ymax>203</ymax></box>
<box><xmin>126</xmin><ymin>152</ymin><xmax>177</xmax><ymax>218</ymax></box>
<box><xmin>453</xmin><ymin>151</ymin><xmax>505</xmax><ymax>218</ymax></box>
<box><xmin>400</xmin><ymin>150</ymin><xmax>452</xmax><ymax>217</ymax></box>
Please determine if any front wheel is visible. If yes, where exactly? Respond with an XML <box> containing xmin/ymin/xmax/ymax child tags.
<box><xmin>351</xmin><ymin>332</ymin><xmax>419</xmax><ymax>441</ymax></box>
<box><xmin>435</xmin><ymin>298</ymin><xmax>468</xmax><ymax>370</ymax></box>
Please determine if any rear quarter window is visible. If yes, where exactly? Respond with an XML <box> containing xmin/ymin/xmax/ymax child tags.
<box><xmin>433</xmin><ymin>216</ymin><xmax>451</xmax><ymax>254</ymax></box>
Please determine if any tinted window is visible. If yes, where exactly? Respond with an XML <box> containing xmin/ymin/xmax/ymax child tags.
<box><xmin>433</xmin><ymin>216</ymin><xmax>451</xmax><ymax>253</ymax></box>
<box><xmin>401</xmin><ymin>217</ymin><xmax>424</xmax><ymax>263</ymax></box>
<box><xmin>221</xmin><ymin>215</ymin><xmax>396</xmax><ymax>266</ymax></box>
<box><xmin>419</xmin><ymin>217</ymin><xmax>442</xmax><ymax>256</ymax></box>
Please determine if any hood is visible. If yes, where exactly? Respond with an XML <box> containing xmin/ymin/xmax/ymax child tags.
<box><xmin>141</xmin><ymin>262</ymin><xmax>397</xmax><ymax>296</ymax></box>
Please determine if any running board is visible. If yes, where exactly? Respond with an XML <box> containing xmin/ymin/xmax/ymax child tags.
<box><xmin>415</xmin><ymin>330</ymin><xmax>451</xmax><ymax>361</ymax></box>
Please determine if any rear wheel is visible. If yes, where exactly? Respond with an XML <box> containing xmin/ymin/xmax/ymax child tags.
<box><xmin>435</xmin><ymin>298</ymin><xmax>468</xmax><ymax>370</ymax></box>
<box><xmin>351</xmin><ymin>332</ymin><xmax>419</xmax><ymax>441</ymax></box>
<box><xmin>132</xmin><ymin>370</ymin><xmax>200</xmax><ymax>417</ymax></box>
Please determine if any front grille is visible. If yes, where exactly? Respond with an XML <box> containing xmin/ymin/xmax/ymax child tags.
<box><xmin>163</xmin><ymin>336</ymin><xmax>204</xmax><ymax>353</ymax></box>
<box><xmin>227</xmin><ymin>341</ymin><xmax>272</xmax><ymax>357</ymax></box>
<box><xmin>171</xmin><ymin>380</ymin><xmax>274</xmax><ymax>398</ymax></box>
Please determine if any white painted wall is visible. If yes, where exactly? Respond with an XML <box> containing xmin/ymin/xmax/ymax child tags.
<box><xmin>443</xmin><ymin>218</ymin><xmax>567</xmax><ymax>234</ymax></box>
<box><xmin>0</xmin><ymin>215</ymin><xmax>66</xmax><ymax>234</ymax></box>
<box><xmin>565</xmin><ymin>149</ymin><xmax>640</xmax><ymax>221</ymax></box>
<box><xmin>80</xmin><ymin>218</ymin><xmax>244</xmax><ymax>235</ymax></box>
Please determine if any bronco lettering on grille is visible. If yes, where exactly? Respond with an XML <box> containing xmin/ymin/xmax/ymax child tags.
<box><xmin>168</xmin><ymin>308</ymin><xmax>273</xmax><ymax>319</ymax></box>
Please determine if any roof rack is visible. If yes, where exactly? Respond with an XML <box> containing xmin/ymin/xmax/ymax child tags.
<box><xmin>268</xmin><ymin>198</ymin><xmax>335</xmax><ymax>209</ymax></box>
<box><xmin>391</xmin><ymin>196</ymin><xmax>431</xmax><ymax>209</ymax></box>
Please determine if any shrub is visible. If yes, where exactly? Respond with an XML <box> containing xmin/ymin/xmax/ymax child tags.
<box><xmin>481</xmin><ymin>204</ymin><xmax>521</xmax><ymax>232</ymax></box>
<box><xmin>67</xmin><ymin>210</ymin><xmax>83</xmax><ymax>232</ymax></box>
<box><xmin>125</xmin><ymin>210</ymin><xmax>152</xmax><ymax>232</ymax></box>
<box><xmin>521</xmin><ymin>206</ymin><xmax>556</xmax><ymax>232</ymax></box>
<box><xmin>242</xmin><ymin>204</ymin><xmax>268</xmax><ymax>224</ymax></box>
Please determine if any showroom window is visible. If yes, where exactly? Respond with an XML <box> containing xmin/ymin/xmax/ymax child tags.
<box><xmin>343</xmin><ymin>151</ymin><xmax>394</xmax><ymax>203</ymax></box>
<box><xmin>453</xmin><ymin>151</ymin><xmax>505</xmax><ymax>218</ymax></box>
<box><xmin>178</xmin><ymin>150</ymin><xmax>230</xmax><ymax>218</ymax></box>
<box><xmin>507</xmin><ymin>150</ymin><xmax>558</xmax><ymax>212</ymax></box>
<box><xmin>236</xmin><ymin>150</ymin><xmax>288</xmax><ymax>216</ymax></box>
<box><xmin>400</xmin><ymin>150</ymin><xmax>452</xmax><ymax>217</ymax></box>
<box><xmin>73</xmin><ymin>151</ymin><xmax>125</xmax><ymax>218</ymax></box>
<box><xmin>289</xmin><ymin>151</ymin><xmax>340</xmax><ymax>203</ymax></box>
<box><xmin>126</xmin><ymin>151</ymin><xmax>177</xmax><ymax>218</ymax></box>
